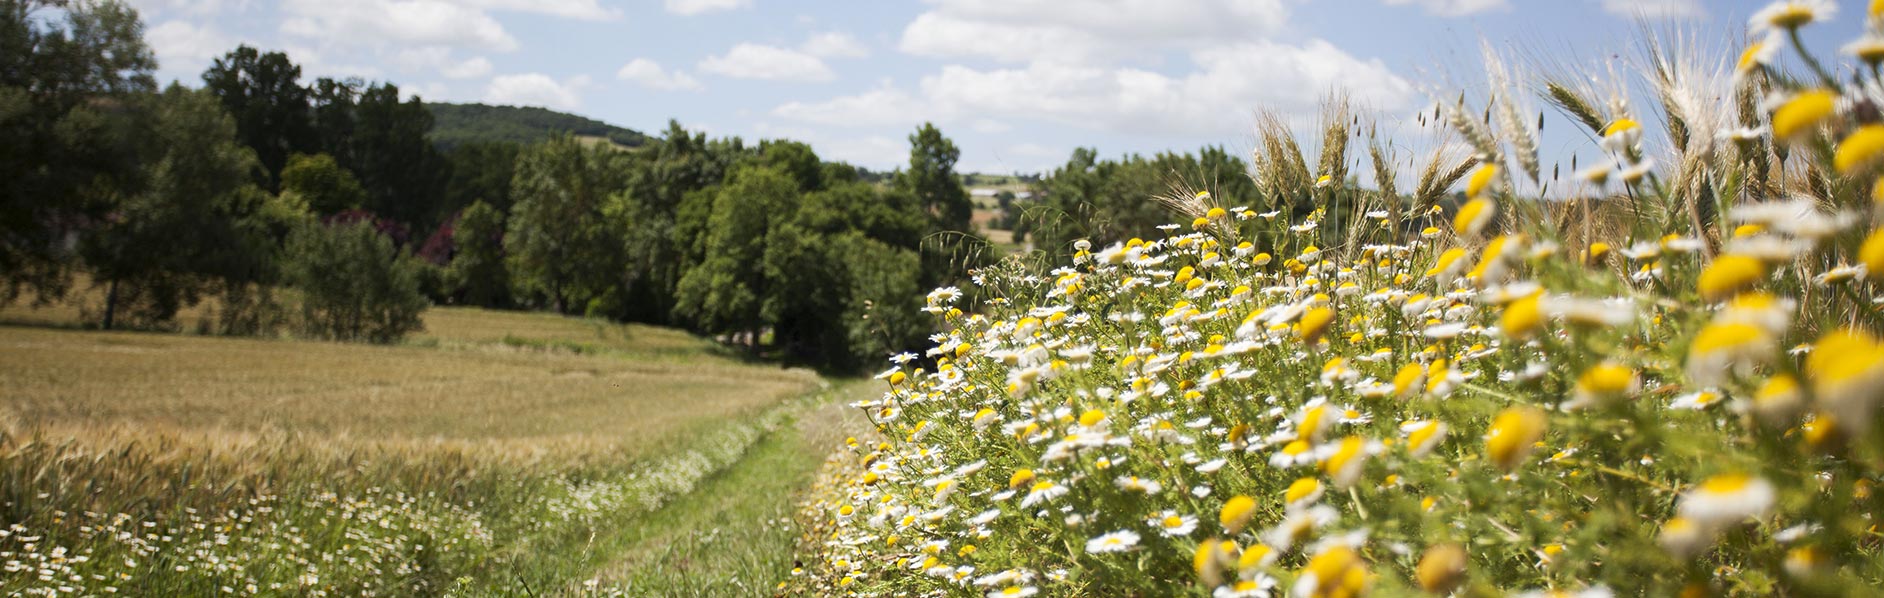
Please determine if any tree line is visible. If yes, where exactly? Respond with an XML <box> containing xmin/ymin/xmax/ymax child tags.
<box><xmin>0</xmin><ymin>0</ymin><xmax>981</xmax><ymax>370</ymax></box>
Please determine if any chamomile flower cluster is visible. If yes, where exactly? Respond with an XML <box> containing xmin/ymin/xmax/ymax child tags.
<box><xmin>782</xmin><ymin>5</ymin><xmax>1884</xmax><ymax>596</ymax></box>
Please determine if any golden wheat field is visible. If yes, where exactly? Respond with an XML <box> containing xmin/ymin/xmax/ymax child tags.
<box><xmin>0</xmin><ymin>305</ymin><xmax>850</xmax><ymax>596</ymax></box>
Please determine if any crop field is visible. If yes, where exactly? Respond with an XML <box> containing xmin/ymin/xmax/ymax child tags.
<box><xmin>0</xmin><ymin>306</ymin><xmax>868</xmax><ymax>595</ymax></box>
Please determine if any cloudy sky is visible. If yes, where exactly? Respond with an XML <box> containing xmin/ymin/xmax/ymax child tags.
<box><xmin>129</xmin><ymin>0</ymin><xmax>1846</xmax><ymax>174</ymax></box>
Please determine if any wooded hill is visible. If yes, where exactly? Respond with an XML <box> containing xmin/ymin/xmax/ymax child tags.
<box><xmin>426</xmin><ymin>102</ymin><xmax>650</xmax><ymax>150</ymax></box>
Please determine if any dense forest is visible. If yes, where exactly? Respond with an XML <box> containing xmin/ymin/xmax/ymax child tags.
<box><xmin>427</xmin><ymin>102</ymin><xmax>651</xmax><ymax>150</ymax></box>
<box><xmin>0</xmin><ymin>0</ymin><xmax>992</xmax><ymax>370</ymax></box>
<box><xmin>0</xmin><ymin>0</ymin><xmax>1285</xmax><ymax>370</ymax></box>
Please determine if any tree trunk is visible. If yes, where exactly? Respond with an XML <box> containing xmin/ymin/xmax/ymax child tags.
<box><xmin>102</xmin><ymin>278</ymin><xmax>119</xmax><ymax>330</ymax></box>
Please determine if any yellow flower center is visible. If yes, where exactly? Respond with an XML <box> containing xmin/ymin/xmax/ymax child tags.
<box><xmin>1772</xmin><ymin>90</ymin><xmax>1837</xmax><ymax>140</ymax></box>
<box><xmin>1697</xmin><ymin>254</ymin><xmax>1765</xmax><ymax>300</ymax></box>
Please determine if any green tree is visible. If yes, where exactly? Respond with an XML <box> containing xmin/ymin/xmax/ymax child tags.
<box><xmin>898</xmin><ymin>123</ymin><xmax>973</xmax><ymax>233</ymax></box>
<box><xmin>283</xmin><ymin>221</ymin><xmax>427</xmax><ymax>343</ymax></box>
<box><xmin>835</xmin><ymin>234</ymin><xmax>925</xmax><ymax>367</ymax></box>
<box><xmin>308</xmin><ymin>77</ymin><xmax>359</xmax><ymax>166</ymax></box>
<box><xmin>202</xmin><ymin>45</ymin><xmax>312</xmax><ymax>191</ymax></box>
<box><xmin>447</xmin><ymin>200</ymin><xmax>508</xmax><ymax>308</ymax></box>
<box><xmin>672</xmin><ymin>165</ymin><xmax>797</xmax><ymax>344</ymax></box>
<box><xmin>351</xmin><ymin>82</ymin><xmax>448</xmax><ymax>230</ymax></box>
<box><xmin>79</xmin><ymin>85</ymin><xmax>272</xmax><ymax>330</ymax></box>
<box><xmin>613</xmin><ymin>120</ymin><xmax>751</xmax><ymax>322</ymax></box>
<box><xmin>279</xmin><ymin>153</ymin><xmax>365</xmax><ymax>215</ymax></box>
<box><xmin>505</xmin><ymin>135</ymin><xmax>625</xmax><ymax>313</ymax></box>
<box><xmin>0</xmin><ymin>0</ymin><xmax>155</xmax><ymax>304</ymax></box>
<box><xmin>442</xmin><ymin>141</ymin><xmax>520</xmax><ymax>214</ymax></box>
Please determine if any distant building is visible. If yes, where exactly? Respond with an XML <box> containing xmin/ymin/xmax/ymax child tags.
<box><xmin>970</xmin><ymin>188</ymin><xmax>999</xmax><ymax>197</ymax></box>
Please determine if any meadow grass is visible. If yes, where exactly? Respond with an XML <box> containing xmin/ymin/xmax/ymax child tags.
<box><xmin>0</xmin><ymin>306</ymin><xmax>839</xmax><ymax>595</ymax></box>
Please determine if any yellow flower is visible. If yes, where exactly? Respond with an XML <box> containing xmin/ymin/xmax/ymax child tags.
<box><xmin>1453</xmin><ymin>197</ymin><xmax>1495</xmax><ymax>237</ymax></box>
<box><xmin>1677</xmin><ymin>473</ymin><xmax>1775</xmax><ymax>526</ymax></box>
<box><xmin>1078</xmin><ymin>409</ymin><xmax>1107</xmax><ymax>428</ymax></box>
<box><xmin>1465</xmin><ymin>164</ymin><xmax>1499</xmax><ymax>199</ymax></box>
<box><xmin>1008</xmin><ymin>468</ymin><xmax>1035</xmax><ymax>490</ymax></box>
<box><xmin>1697</xmin><ymin>254</ymin><xmax>1765</xmax><ymax>301</ymax></box>
<box><xmin>1861</xmin><ymin>227</ymin><xmax>1884</xmax><ymax>277</ymax></box>
<box><xmin>1220</xmin><ymin>495</ymin><xmax>1258</xmax><ymax>534</ymax></box>
<box><xmin>1737</xmin><ymin>39</ymin><xmax>1778</xmax><ymax>77</ymax></box>
<box><xmin>1416</xmin><ymin>543</ymin><xmax>1467</xmax><ymax>594</ymax></box>
<box><xmin>1602</xmin><ymin>118</ymin><xmax>1642</xmax><ymax>154</ymax></box>
<box><xmin>1686</xmin><ymin>321</ymin><xmax>1775</xmax><ymax>387</ymax></box>
<box><xmin>1391</xmin><ymin>362</ymin><xmax>1426</xmax><ymax>399</ymax></box>
<box><xmin>888</xmin><ymin>371</ymin><xmax>907</xmax><ymax>386</ymax></box>
<box><xmin>1298</xmin><ymin>546</ymin><xmax>1367</xmax><ymax>598</ymax></box>
<box><xmin>1284</xmin><ymin>477</ymin><xmax>1324</xmax><ymax>508</ymax></box>
<box><xmin>1659</xmin><ymin>516</ymin><xmax>1714</xmax><ymax>559</ymax></box>
<box><xmin>1194</xmin><ymin>538</ymin><xmax>1238</xmax><ymax>587</ymax></box>
<box><xmin>1583</xmin><ymin>241</ymin><xmax>1611</xmax><ymax>265</ymax></box>
<box><xmin>1751</xmin><ymin>374</ymin><xmax>1804</xmax><ymax>424</ymax></box>
<box><xmin>1835</xmin><ymin>125</ymin><xmax>1884</xmax><ymax>175</ymax></box>
<box><xmin>1804</xmin><ymin>328</ymin><xmax>1884</xmax><ymax>434</ymax></box>
<box><xmin>1570</xmin><ymin>362</ymin><xmax>1639</xmax><ymax>408</ymax></box>
<box><xmin>1404</xmin><ymin>420</ymin><xmax>1448</xmax><ymax>457</ymax></box>
<box><xmin>1500</xmin><ymin>292</ymin><xmax>1543</xmax><ymax>339</ymax></box>
<box><xmin>1772</xmin><ymin>90</ymin><xmax>1837</xmax><ymax>141</ymax></box>
<box><xmin>1486</xmin><ymin>405</ymin><xmax>1547</xmax><ymax>472</ymax></box>
<box><xmin>1426</xmin><ymin>247</ymin><xmax>1468</xmax><ymax>280</ymax></box>
<box><xmin>1322</xmin><ymin>436</ymin><xmax>1369</xmax><ymax>488</ymax></box>
<box><xmin>1206</xmin><ymin>206</ymin><xmax>1228</xmax><ymax>220</ymax></box>
<box><xmin>1236</xmin><ymin>543</ymin><xmax>1277</xmax><ymax>573</ymax></box>
<box><xmin>1297</xmin><ymin>307</ymin><xmax>1336</xmax><ymax>344</ymax></box>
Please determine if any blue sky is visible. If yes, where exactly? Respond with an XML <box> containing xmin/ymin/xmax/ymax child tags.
<box><xmin>127</xmin><ymin>0</ymin><xmax>1861</xmax><ymax>174</ymax></box>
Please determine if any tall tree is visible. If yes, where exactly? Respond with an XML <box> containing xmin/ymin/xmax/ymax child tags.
<box><xmin>898</xmin><ymin>123</ymin><xmax>973</xmax><ymax>233</ymax></box>
<box><xmin>202</xmin><ymin>45</ymin><xmax>312</xmax><ymax>191</ymax></box>
<box><xmin>672</xmin><ymin>164</ymin><xmax>798</xmax><ymax>344</ymax></box>
<box><xmin>308</xmin><ymin>77</ymin><xmax>359</xmax><ymax>166</ymax></box>
<box><xmin>505</xmin><ymin>135</ymin><xmax>625</xmax><ymax>313</ymax></box>
<box><xmin>80</xmin><ymin>86</ymin><xmax>271</xmax><ymax>329</ymax></box>
<box><xmin>442</xmin><ymin>141</ymin><xmax>520</xmax><ymax>215</ymax></box>
<box><xmin>446</xmin><ymin>200</ymin><xmax>507</xmax><ymax>308</ymax></box>
<box><xmin>351</xmin><ymin>82</ymin><xmax>448</xmax><ymax>230</ymax></box>
<box><xmin>0</xmin><ymin>0</ymin><xmax>155</xmax><ymax>304</ymax></box>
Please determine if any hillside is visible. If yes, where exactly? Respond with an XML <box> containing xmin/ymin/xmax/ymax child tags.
<box><xmin>427</xmin><ymin>102</ymin><xmax>650</xmax><ymax>150</ymax></box>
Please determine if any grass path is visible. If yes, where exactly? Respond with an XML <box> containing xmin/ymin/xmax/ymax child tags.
<box><xmin>566</xmin><ymin>381</ymin><xmax>874</xmax><ymax>597</ymax></box>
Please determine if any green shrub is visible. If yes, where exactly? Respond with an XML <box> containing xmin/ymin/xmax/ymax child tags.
<box><xmin>284</xmin><ymin>221</ymin><xmax>427</xmax><ymax>343</ymax></box>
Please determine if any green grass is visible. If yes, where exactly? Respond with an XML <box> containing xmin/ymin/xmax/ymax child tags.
<box><xmin>578</xmin><ymin>386</ymin><xmax>871</xmax><ymax>597</ymax></box>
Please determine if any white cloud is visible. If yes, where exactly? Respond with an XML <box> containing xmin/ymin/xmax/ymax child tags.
<box><xmin>900</xmin><ymin>0</ymin><xmax>1290</xmax><ymax>65</ymax></box>
<box><xmin>773</xmin><ymin>84</ymin><xmax>924</xmax><ymax>127</ymax></box>
<box><xmin>282</xmin><ymin>0</ymin><xmax>519</xmax><ymax>52</ymax></box>
<box><xmin>802</xmin><ymin>32</ymin><xmax>870</xmax><ymax>59</ymax></box>
<box><xmin>665</xmin><ymin>0</ymin><xmax>749</xmax><ymax>16</ymax></box>
<box><xmin>389</xmin><ymin>47</ymin><xmax>493</xmax><ymax>79</ymax></box>
<box><xmin>468</xmin><ymin>0</ymin><xmax>618</xmax><ymax>20</ymax></box>
<box><xmin>444</xmin><ymin>57</ymin><xmax>494</xmax><ymax>79</ymax></box>
<box><xmin>970</xmin><ymin>119</ymin><xmax>1011</xmax><ymax>134</ymax></box>
<box><xmin>1601</xmin><ymin>0</ymin><xmax>1703</xmax><ymax>19</ymax></box>
<box><xmin>484</xmin><ymin>73</ymin><xmax>591</xmax><ymax>110</ymax></box>
<box><xmin>146</xmin><ymin>20</ymin><xmax>234</xmax><ymax>70</ymax></box>
<box><xmin>699</xmin><ymin>43</ymin><xmax>835</xmax><ymax>82</ymax></box>
<box><xmin>617</xmin><ymin>58</ymin><xmax>704</xmax><ymax>91</ymax></box>
<box><xmin>1381</xmin><ymin>0</ymin><xmax>1508</xmax><ymax>17</ymax></box>
<box><xmin>776</xmin><ymin>39</ymin><xmax>1415</xmax><ymax>136</ymax></box>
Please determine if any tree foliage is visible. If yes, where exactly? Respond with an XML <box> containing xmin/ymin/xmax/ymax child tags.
<box><xmin>0</xmin><ymin>0</ymin><xmax>155</xmax><ymax>304</ymax></box>
<box><xmin>203</xmin><ymin>45</ymin><xmax>311</xmax><ymax>191</ymax></box>
<box><xmin>279</xmin><ymin>153</ymin><xmax>365</xmax><ymax>215</ymax></box>
<box><xmin>504</xmin><ymin>135</ymin><xmax>625</xmax><ymax>314</ymax></box>
<box><xmin>283</xmin><ymin>221</ymin><xmax>426</xmax><ymax>343</ymax></box>
<box><xmin>447</xmin><ymin>200</ymin><xmax>507</xmax><ymax>308</ymax></box>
